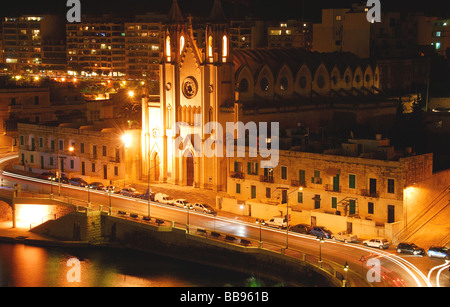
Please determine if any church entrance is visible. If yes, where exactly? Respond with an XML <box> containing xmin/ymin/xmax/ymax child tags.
<box><xmin>186</xmin><ymin>152</ymin><xmax>194</xmax><ymax>186</ymax></box>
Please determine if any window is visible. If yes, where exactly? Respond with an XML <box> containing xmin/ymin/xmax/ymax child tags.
<box><xmin>238</xmin><ymin>78</ymin><xmax>249</xmax><ymax>93</ymax></box>
<box><xmin>280</xmin><ymin>77</ymin><xmax>289</xmax><ymax>91</ymax></box>
<box><xmin>92</xmin><ymin>163</ymin><xmax>95</xmax><ymax>172</ymax></box>
<box><xmin>297</xmin><ymin>192</ymin><xmax>303</xmax><ymax>204</ymax></box>
<box><xmin>50</xmin><ymin>140</ymin><xmax>55</xmax><ymax>151</ymax></box>
<box><xmin>260</xmin><ymin>77</ymin><xmax>269</xmax><ymax>92</ymax></box>
<box><xmin>30</xmin><ymin>154</ymin><xmax>34</xmax><ymax>163</ymax></box>
<box><xmin>312</xmin><ymin>170</ymin><xmax>322</xmax><ymax>184</ymax></box>
<box><xmin>39</xmin><ymin>137</ymin><xmax>43</xmax><ymax>148</ymax></box>
<box><xmin>34</xmin><ymin>96</ymin><xmax>39</xmax><ymax>105</ymax></box>
<box><xmin>368</xmin><ymin>202</ymin><xmax>374</xmax><ymax>214</ymax></box>
<box><xmin>349</xmin><ymin>174</ymin><xmax>356</xmax><ymax>189</ymax></box>
<box><xmin>102</xmin><ymin>145</ymin><xmax>107</xmax><ymax>156</ymax></box>
<box><xmin>247</xmin><ymin>162</ymin><xmax>258</xmax><ymax>175</ymax></box>
<box><xmin>387</xmin><ymin>179</ymin><xmax>395</xmax><ymax>194</ymax></box>
<box><xmin>236</xmin><ymin>183</ymin><xmax>241</xmax><ymax>194</ymax></box>
<box><xmin>266</xmin><ymin>187</ymin><xmax>271</xmax><ymax>198</ymax></box>
<box><xmin>20</xmin><ymin>135</ymin><xmax>24</xmax><ymax>146</ymax></box>
<box><xmin>114</xmin><ymin>166</ymin><xmax>118</xmax><ymax>176</ymax></box>
<box><xmin>59</xmin><ymin>140</ymin><xmax>64</xmax><ymax>151</ymax></box>
<box><xmin>281</xmin><ymin>166</ymin><xmax>287</xmax><ymax>180</ymax></box>
<box><xmin>70</xmin><ymin>160</ymin><xmax>74</xmax><ymax>169</ymax></box>
<box><xmin>435</xmin><ymin>42</ymin><xmax>441</xmax><ymax>50</ymax></box>
<box><xmin>331</xmin><ymin>197</ymin><xmax>337</xmax><ymax>209</ymax></box>
<box><xmin>251</xmin><ymin>185</ymin><xmax>256</xmax><ymax>199</ymax></box>
<box><xmin>80</xmin><ymin>143</ymin><xmax>85</xmax><ymax>154</ymax></box>
<box><xmin>299</xmin><ymin>170</ymin><xmax>306</xmax><ymax>186</ymax></box>
<box><xmin>314</xmin><ymin>195</ymin><xmax>321</xmax><ymax>209</ymax></box>
<box><xmin>49</xmin><ymin>157</ymin><xmax>53</xmax><ymax>166</ymax></box>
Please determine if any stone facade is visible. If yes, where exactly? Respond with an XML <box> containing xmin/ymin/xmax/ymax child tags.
<box><xmin>227</xmin><ymin>148</ymin><xmax>433</xmax><ymax>225</ymax></box>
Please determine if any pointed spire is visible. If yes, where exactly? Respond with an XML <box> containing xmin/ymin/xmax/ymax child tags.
<box><xmin>209</xmin><ymin>0</ymin><xmax>227</xmax><ymax>23</ymax></box>
<box><xmin>168</xmin><ymin>0</ymin><xmax>184</xmax><ymax>23</ymax></box>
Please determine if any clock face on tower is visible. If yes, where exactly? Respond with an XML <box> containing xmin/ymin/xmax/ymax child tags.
<box><xmin>182</xmin><ymin>77</ymin><xmax>198</xmax><ymax>99</ymax></box>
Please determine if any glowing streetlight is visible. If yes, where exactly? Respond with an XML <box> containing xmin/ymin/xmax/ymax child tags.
<box><xmin>121</xmin><ymin>134</ymin><xmax>132</xmax><ymax>148</ymax></box>
<box><xmin>127</xmin><ymin>90</ymin><xmax>135</xmax><ymax>98</ymax></box>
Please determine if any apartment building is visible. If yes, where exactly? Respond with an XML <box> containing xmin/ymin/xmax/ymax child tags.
<box><xmin>2</xmin><ymin>15</ymin><xmax>65</xmax><ymax>73</ymax></box>
<box><xmin>66</xmin><ymin>18</ymin><xmax>127</xmax><ymax>78</ymax></box>
<box><xmin>267</xmin><ymin>20</ymin><xmax>312</xmax><ymax>50</ymax></box>
<box><xmin>124</xmin><ymin>21</ymin><xmax>163</xmax><ymax>78</ymax></box>
<box><xmin>17</xmin><ymin>122</ymin><xmax>141</xmax><ymax>184</ymax></box>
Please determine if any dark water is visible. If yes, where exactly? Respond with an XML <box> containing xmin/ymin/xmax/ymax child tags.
<box><xmin>0</xmin><ymin>243</ymin><xmax>285</xmax><ymax>287</ymax></box>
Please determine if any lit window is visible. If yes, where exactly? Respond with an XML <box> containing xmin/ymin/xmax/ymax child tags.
<box><xmin>222</xmin><ymin>35</ymin><xmax>228</xmax><ymax>63</ymax></box>
<box><xmin>336</xmin><ymin>16</ymin><xmax>342</xmax><ymax>21</ymax></box>
<box><xmin>208</xmin><ymin>36</ymin><xmax>213</xmax><ymax>62</ymax></box>
<box><xmin>436</xmin><ymin>31</ymin><xmax>441</xmax><ymax>37</ymax></box>
<box><xmin>436</xmin><ymin>42</ymin><xmax>441</xmax><ymax>50</ymax></box>
<box><xmin>166</xmin><ymin>36</ymin><xmax>171</xmax><ymax>62</ymax></box>
<box><xmin>180</xmin><ymin>35</ymin><xmax>185</xmax><ymax>55</ymax></box>
<box><xmin>270</xmin><ymin>30</ymin><xmax>282</xmax><ymax>36</ymax></box>
<box><xmin>280</xmin><ymin>23</ymin><xmax>287</xmax><ymax>27</ymax></box>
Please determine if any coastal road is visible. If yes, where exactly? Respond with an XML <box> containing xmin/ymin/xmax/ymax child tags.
<box><xmin>0</xmin><ymin>155</ymin><xmax>448</xmax><ymax>287</ymax></box>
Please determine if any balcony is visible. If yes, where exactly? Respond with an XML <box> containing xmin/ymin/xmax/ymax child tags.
<box><xmin>260</xmin><ymin>175</ymin><xmax>274</xmax><ymax>183</ymax></box>
<box><xmin>291</xmin><ymin>180</ymin><xmax>307</xmax><ymax>188</ymax></box>
<box><xmin>325</xmin><ymin>184</ymin><xmax>341</xmax><ymax>193</ymax></box>
<box><xmin>361</xmin><ymin>189</ymin><xmax>379</xmax><ymax>198</ymax></box>
<box><xmin>230</xmin><ymin>171</ymin><xmax>245</xmax><ymax>179</ymax></box>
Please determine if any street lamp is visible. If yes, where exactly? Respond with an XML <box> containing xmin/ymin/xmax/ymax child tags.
<box><xmin>184</xmin><ymin>203</ymin><xmax>192</xmax><ymax>234</ymax></box>
<box><xmin>316</xmin><ymin>236</ymin><xmax>325</xmax><ymax>268</ymax></box>
<box><xmin>343</xmin><ymin>261</ymin><xmax>349</xmax><ymax>287</ymax></box>
<box><xmin>86</xmin><ymin>185</ymin><xmax>91</xmax><ymax>206</ymax></box>
<box><xmin>275</xmin><ymin>186</ymin><xmax>303</xmax><ymax>250</ymax></box>
<box><xmin>256</xmin><ymin>218</ymin><xmax>263</xmax><ymax>248</ymax></box>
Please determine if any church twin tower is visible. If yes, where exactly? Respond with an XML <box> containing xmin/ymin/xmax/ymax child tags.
<box><xmin>142</xmin><ymin>0</ymin><xmax>234</xmax><ymax>191</ymax></box>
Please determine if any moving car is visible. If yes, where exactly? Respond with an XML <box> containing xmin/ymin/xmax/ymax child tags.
<box><xmin>263</xmin><ymin>217</ymin><xmax>287</xmax><ymax>229</ymax></box>
<box><xmin>427</xmin><ymin>246</ymin><xmax>450</xmax><ymax>259</ymax></box>
<box><xmin>289</xmin><ymin>224</ymin><xmax>311</xmax><ymax>234</ymax></box>
<box><xmin>396</xmin><ymin>242</ymin><xmax>425</xmax><ymax>255</ymax></box>
<box><xmin>88</xmin><ymin>182</ymin><xmax>104</xmax><ymax>190</ymax></box>
<box><xmin>310</xmin><ymin>226</ymin><xmax>333</xmax><ymax>239</ymax></box>
<box><xmin>363</xmin><ymin>237</ymin><xmax>390</xmax><ymax>249</ymax></box>
<box><xmin>192</xmin><ymin>203</ymin><xmax>216</xmax><ymax>215</ymax></box>
<box><xmin>332</xmin><ymin>231</ymin><xmax>358</xmax><ymax>243</ymax></box>
<box><xmin>119</xmin><ymin>187</ymin><xmax>140</xmax><ymax>197</ymax></box>
<box><xmin>37</xmin><ymin>172</ymin><xmax>55</xmax><ymax>180</ymax></box>
<box><xmin>69</xmin><ymin>177</ymin><xmax>88</xmax><ymax>187</ymax></box>
<box><xmin>154</xmin><ymin>193</ymin><xmax>174</xmax><ymax>205</ymax></box>
<box><xmin>174</xmin><ymin>199</ymin><xmax>191</xmax><ymax>208</ymax></box>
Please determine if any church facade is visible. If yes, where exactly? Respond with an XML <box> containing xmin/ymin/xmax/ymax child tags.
<box><xmin>142</xmin><ymin>0</ymin><xmax>392</xmax><ymax>193</ymax></box>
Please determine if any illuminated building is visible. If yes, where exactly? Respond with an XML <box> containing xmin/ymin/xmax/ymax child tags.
<box><xmin>1</xmin><ymin>15</ymin><xmax>65</xmax><ymax>73</ymax></box>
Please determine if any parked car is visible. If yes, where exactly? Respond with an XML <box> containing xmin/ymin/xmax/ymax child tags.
<box><xmin>174</xmin><ymin>199</ymin><xmax>191</xmax><ymax>208</ymax></box>
<box><xmin>37</xmin><ymin>172</ymin><xmax>55</xmax><ymax>180</ymax></box>
<box><xmin>310</xmin><ymin>226</ymin><xmax>333</xmax><ymax>239</ymax></box>
<box><xmin>139</xmin><ymin>189</ymin><xmax>155</xmax><ymax>201</ymax></box>
<box><xmin>69</xmin><ymin>177</ymin><xmax>88</xmax><ymax>187</ymax></box>
<box><xmin>192</xmin><ymin>203</ymin><xmax>216</xmax><ymax>215</ymax></box>
<box><xmin>103</xmin><ymin>185</ymin><xmax>120</xmax><ymax>193</ymax></box>
<box><xmin>396</xmin><ymin>242</ymin><xmax>425</xmax><ymax>255</ymax></box>
<box><xmin>427</xmin><ymin>246</ymin><xmax>450</xmax><ymax>259</ymax></box>
<box><xmin>289</xmin><ymin>224</ymin><xmax>311</xmax><ymax>234</ymax></box>
<box><xmin>363</xmin><ymin>237</ymin><xmax>390</xmax><ymax>250</ymax></box>
<box><xmin>88</xmin><ymin>182</ymin><xmax>104</xmax><ymax>190</ymax></box>
<box><xmin>332</xmin><ymin>231</ymin><xmax>358</xmax><ymax>243</ymax></box>
<box><xmin>154</xmin><ymin>193</ymin><xmax>175</xmax><ymax>205</ymax></box>
<box><xmin>119</xmin><ymin>187</ymin><xmax>140</xmax><ymax>197</ymax></box>
<box><xmin>263</xmin><ymin>217</ymin><xmax>287</xmax><ymax>229</ymax></box>
<box><xmin>59</xmin><ymin>174</ymin><xmax>69</xmax><ymax>184</ymax></box>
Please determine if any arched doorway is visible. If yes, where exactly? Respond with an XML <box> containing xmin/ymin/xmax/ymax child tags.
<box><xmin>185</xmin><ymin>151</ymin><xmax>194</xmax><ymax>186</ymax></box>
<box><xmin>151</xmin><ymin>152</ymin><xmax>160</xmax><ymax>181</ymax></box>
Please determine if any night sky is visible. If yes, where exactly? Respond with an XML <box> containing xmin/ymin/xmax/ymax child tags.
<box><xmin>0</xmin><ymin>0</ymin><xmax>449</xmax><ymax>21</ymax></box>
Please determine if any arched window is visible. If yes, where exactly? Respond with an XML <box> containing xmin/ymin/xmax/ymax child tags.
<box><xmin>208</xmin><ymin>36</ymin><xmax>213</xmax><ymax>63</ymax></box>
<box><xmin>238</xmin><ymin>78</ymin><xmax>249</xmax><ymax>93</ymax></box>
<box><xmin>222</xmin><ymin>35</ymin><xmax>228</xmax><ymax>63</ymax></box>
<box><xmin>180</xmin><ymin>35</ymin><xmax>185</xmax><ymax>55</ymax></box>
<box><xmin>299</xmin><ymin>76</ymin><xmax>307</xmax><ymax>89</ymax></box>
<box><xmin>280</xmin><ymin>77</ymin><xmax>289</xmax><ymax>91</ymax></box>
<box><xmin>260</xmin><ymin>77</ymin><xmax>269</xmax><ymax>92</ymax></box>
<box><xmin>317</xmin><ymin>75</ymin><xmax>325</xmax><ymax>89</ymax></box>
<box><xmin>166</xmin><ymin>36</ymin><xmax>171</xmax><ymax>62</ymax></box>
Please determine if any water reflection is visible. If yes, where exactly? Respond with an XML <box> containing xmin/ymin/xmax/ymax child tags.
<box><xmin>0</xmin><ymin>243</ymin><xmax>284</xmax><ymax>287</ymax></box>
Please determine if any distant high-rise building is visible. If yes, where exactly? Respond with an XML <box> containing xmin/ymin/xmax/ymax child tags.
<box><xmin>267</xmin><ymin>20</ymin><xmax>312</xmax><ymax>50</ymax></box>
<box><xmin>2</xmin><ymin>15</ymin><xmax>65</xmax><ymax>73</ymax></box>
